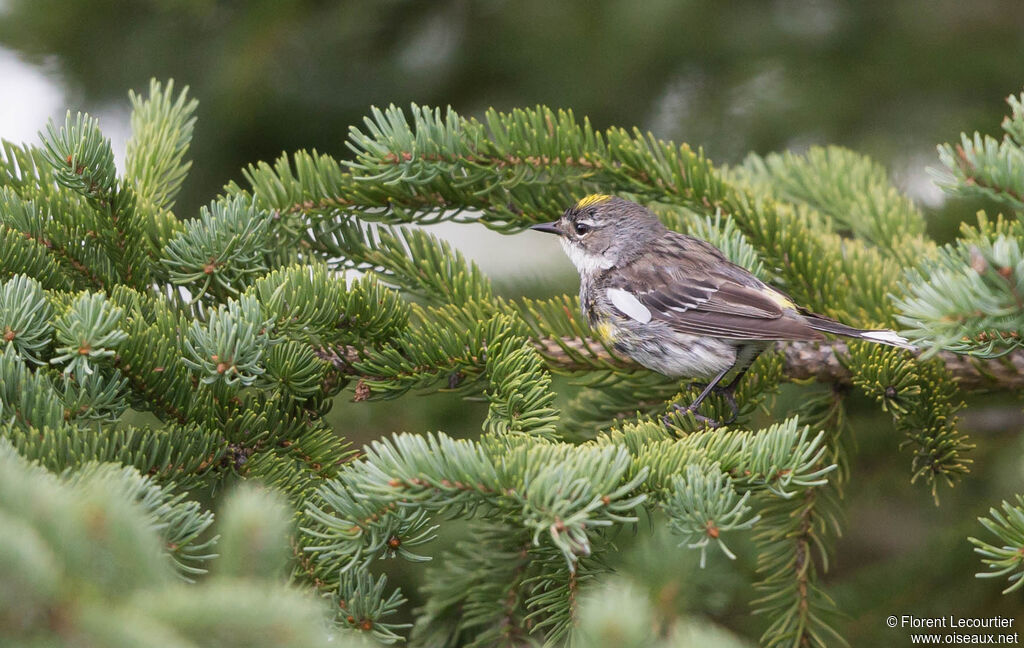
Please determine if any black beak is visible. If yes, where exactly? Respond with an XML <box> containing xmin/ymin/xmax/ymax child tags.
<box><xmin>530</xmin><ymin>221</ymin><xmax>561</xmax><ymax>235</ymax></box>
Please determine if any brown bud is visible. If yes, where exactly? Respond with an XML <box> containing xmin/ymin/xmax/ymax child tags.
<box><xmin>354</xmin><ymin>379</ymin><xmax>371</xmax><ymax>402</ymax></box>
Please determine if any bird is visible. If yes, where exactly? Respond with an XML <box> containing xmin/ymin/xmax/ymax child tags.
<box><xmin>531</xmin><ymin>194</ymin><xmax>915</xmax><ymax>428</ymax></box>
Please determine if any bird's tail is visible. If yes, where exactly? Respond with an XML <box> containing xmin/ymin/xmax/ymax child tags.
<box><xmin>802</xmin><ymin>314</ymin><xmax>917</xmax><ymax>351</ymax></box>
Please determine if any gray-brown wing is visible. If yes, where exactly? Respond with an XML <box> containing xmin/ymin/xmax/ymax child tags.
<box><xmin>607</xmin><ymin>243</ymin><xmax>824</xmax><ymax>341</ymax></box>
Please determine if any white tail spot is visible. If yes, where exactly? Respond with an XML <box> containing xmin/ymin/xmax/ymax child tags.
<box><xmin>861</xmin><ymin>330</ymin><xmax>917</xmax><ymax>351</ymax></box>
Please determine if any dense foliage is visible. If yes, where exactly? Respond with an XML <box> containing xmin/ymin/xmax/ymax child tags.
<box><xmin>1</xmin><ymin>80</ymin><xmax>1021</xmax><ymax>647</ymax></box>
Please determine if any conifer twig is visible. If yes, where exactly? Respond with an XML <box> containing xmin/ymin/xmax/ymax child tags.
<box><xmin>531</xmin><ymin>337</ymin><xmax>1024</xmax><ymax>391</ymax></box>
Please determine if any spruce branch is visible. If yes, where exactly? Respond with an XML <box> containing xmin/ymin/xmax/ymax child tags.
<box><xmin>521</xmin><ymin>543</ymin><xmax>606</xmax><ymax>645</ymax></box>
<box><xmin>39</xmin><ymin>112</ymin><xmax>152</xmax><ymax>289</ymax></box>
<box><xmin>162</xmin><ymin>196</ymin><xmax>273</xmax><ymax>301</ymax></box>
<box><xmin>351</xmin><ymin>306</ymin><xmax>521</xmax><ymax>399</ymax></box>
<box><xmin>752</xmin><ymin>485</ymin><xmax>845</xmax><ymax>648</ymax></box>
<box><xmin>261</xmin><ymin>341</ymin><xmax>329</xmax><ymax>404</ymax></box>
<box><xmin>0</xmin><ymin>274</ymin><xmax>53</xmax><ymax>364</ymax></box>
<box><xmin>0</xmin><ymin>186</ymin><xmax>117</xmax><ymax>288</ymax></box>
<box><xmin>237</xmin><ymin>148</ymin><xmax>353</xmax><ymax>216</ymax></box>
<box><xmin>240</xmin><ymin>423</ymin><xmax>354</xmax><ymax>504</ymax></box>
<box><xmin>63</xmin><ymin>462</ymin><xmax>217</xmax><ymax>580</ymax></box>
<box><xmin>845</xmin><ymin>342</ymin><xmax>972</xmax><ymax>498</ymax></box>
<box><xmin>250</xmin><ymin>263</ymin><xmax>410</xmax><ymax>347</ymax></box>
<box><xmin>311</xmin><ymin>217</ymin><xmax>494</xmax><ymax>306</ymax></box>
<box><xmin>734</xmin><ymin>146</ymin><xmax>934</xmax><ymax>266</ymax></box>
<box><xmin>336</xmin><ymin>570</ymin><xmax>412</xmax><ymax>643</ymax></box>
<box><xmin>56</xmin><ymin>368</ymin><xmax>130</xmax><ymax>423</ymax></box>
<box><xmin>969</xmin><ymin>495</ymin><xmax>1024</xmax><ymax>594</ymax></box>
<box><xmin>301</xmin><ymin>413</ymin><xmax>836</xmax><ymax>642</ymax></box>
<box><xmin>895</xmin><ymin>217</ymin><xmax>1023</xmax><ymax>358</ymax></box>
<box><xmin>0</xmin><ymin>186</ymin><xmax>48</xmax><ymax>240</ymax></box>
<box><xmin>50</xmin><ymin>291</ymin><xmax>128</xmax><ymax>379</ymax></box>
<box><xmin>110</xmin><ymin>286</ymin><xmax>207</xmax><ymax>424</ymax></box>
<box><xmin>0</xmin><ymin>343</ymin><xmax>66</xmax><ymax>431</ymax></box>
<box><xmin>621</xmin><ymin>418</ymin><xmax>834</xmax><ymax>497</ymax></box>
<box><xmin>748</xmin><ymin>390</ymin><xmax>848</xmax><ymax>648</ymax></box>
<box><xmin>411</xmin><ymin>523</ymin><xmax>535</xmax><ymax>648</ymax></box>
<box><xmin>0</xmin><ymin>138</ymin><xmax>53</xmax><ymax>192</ymax></box>
<box><xmin>596</xmin><ymin>412</ymin><xmax>842</xmax><ymax>646</ymax></box>
<box><xmin>2</xmin><ymin>422</ymin><xmax>224</xmax><ymax>491</ymax></box>
<box><xmin>0</xmin><ymin>439</ymin><xmax>355</xmax><ymax>647</ymax></box>
<box><xmin>302</xmin><ymin>432</ymin><xmax>649</xmax><ymax>585</ymax></box>
<box><xmin>126</xmin><ymin>79</ymin><xmax>197</xmax><ymax>224</ymax></box>
<box><xmin>934</xmin><ymin>88</ymin><xmax>1024</xmax><ymax>213</ymax></box>
<box><xmin>0</xmin><ymin>225</ymin><xmax>72</xmax><ymax>290</ymax></box>
<box><xmin>936</xmin><ymin>133</ymin><xmax>1024</xmax><ymax>211</ymax></box>
<box><xmin>1003</xmin><ymin>91</ymin><xmax>1024</xmax><ymax>147</ymax></box>
<box><xmin>0</xmin><ymin>189</ymin><xmax>79</xmax><ymax>289</ymax></box>
<box><xmin>531</xmin><ymin>336</ymin><xmax>1024</xmax><ymax>391</ymax></box>
<box><xmin>663</xmin><ymin>462</ymin><xmax>761</xmax><ymax>568</ymax></box>
<box><xmin>181</xmin><ymin>294</ymin><xmax>271</xmax><ymax>387</ymax></box>
<box><xmin>39</xmin><ymin>112</ymin><xmax>118</xmax><ymax>202</ymax></box>
<box><xmin>237</xmin><ymin>104</ymin><xmax>733</xmax><ymax>232</ymax></box>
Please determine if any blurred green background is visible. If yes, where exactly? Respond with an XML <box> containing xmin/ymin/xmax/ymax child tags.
<box><xmin>2</xmin><ymin>0</ymin><xmax>1022</xmax><ymax>645</ymax></box>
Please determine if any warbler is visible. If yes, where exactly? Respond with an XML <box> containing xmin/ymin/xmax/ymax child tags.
<box><xmin>531</xmin><ymin>194</ymin><xmax>915</xmax><ymax>427</ymax></box>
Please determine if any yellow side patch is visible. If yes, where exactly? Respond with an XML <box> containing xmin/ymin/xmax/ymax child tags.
<box><xmin>765</xmin><ymin>289</ymin><xmax>796</xmax><ymax>310</ymax></box>
<box><xmin>595</xmin><ymin>321</ymin><xmax>617</xmax><ymax>343</ymax></box>
<box><xmin>576</xmin><ymin>194</ymin><xmax>612</xmax><ymax>209</ymax></box>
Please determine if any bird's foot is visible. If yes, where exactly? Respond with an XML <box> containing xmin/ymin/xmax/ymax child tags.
<box><xmin>663</xmin><ymin>402</ymin><xmax>725</xmax><ymax>432</ymax></box>
<box><xmin>663</xmin><ymin>377</ymin><xmax>744</xmax><ymax>434</ymax></box>
<box><xmin>715</xmin><ymin>386</ymin><xmax>740</xmax><ymax>425</ymax></box>
<box><xmin>710</xmin><ymin>368</ymin><xmax>747</xmax><ymax>425</ymax></box>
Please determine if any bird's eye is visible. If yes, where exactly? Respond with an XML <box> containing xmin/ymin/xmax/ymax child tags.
<box><xmin>574</xmin><ymin>222</ymin><xmax>591</xmax><ymax>235</ymax></box>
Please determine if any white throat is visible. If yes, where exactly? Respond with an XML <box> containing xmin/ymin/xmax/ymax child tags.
<box><xmin>560</xmin><ymin>238</ymin><xmax>614</xmax><ymax>274</ymax></box>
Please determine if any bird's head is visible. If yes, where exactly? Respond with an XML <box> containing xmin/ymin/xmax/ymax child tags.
<box><xmin>530</xmin><ymin>195</ymin><xmax>663</xmax><ymax>273</ymax></box>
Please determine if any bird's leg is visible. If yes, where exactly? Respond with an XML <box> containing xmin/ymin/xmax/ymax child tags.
<box><xmin>664</xmin><ymin>366</ymin><xmax>732</xmax><ymax>430</ymax></box>
<box><xmin>712</xmin><ymin>365</ymin><xmax>751</xmax><ymax>425</ymax></box>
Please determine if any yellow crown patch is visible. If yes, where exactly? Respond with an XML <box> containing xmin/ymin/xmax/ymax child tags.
<box><xmin>575</xmin><ymin>194</ymin><xmax>612</xmax><ymax>209</ymax></box>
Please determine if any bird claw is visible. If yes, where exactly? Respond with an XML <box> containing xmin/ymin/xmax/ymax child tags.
<box><xmin>716</xmin><ymin>388</ymin><xmax>739</xmax><ymax>425</ymax></box>
<box><xmin>663</xmin><ymin>374</ymin><xmax>745</xmax><ymax>435</ymax></box>
<box><xmin>663</xmin><ymin>402</ymin><xmax>725</xmax><ymax>432</ymax></box>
